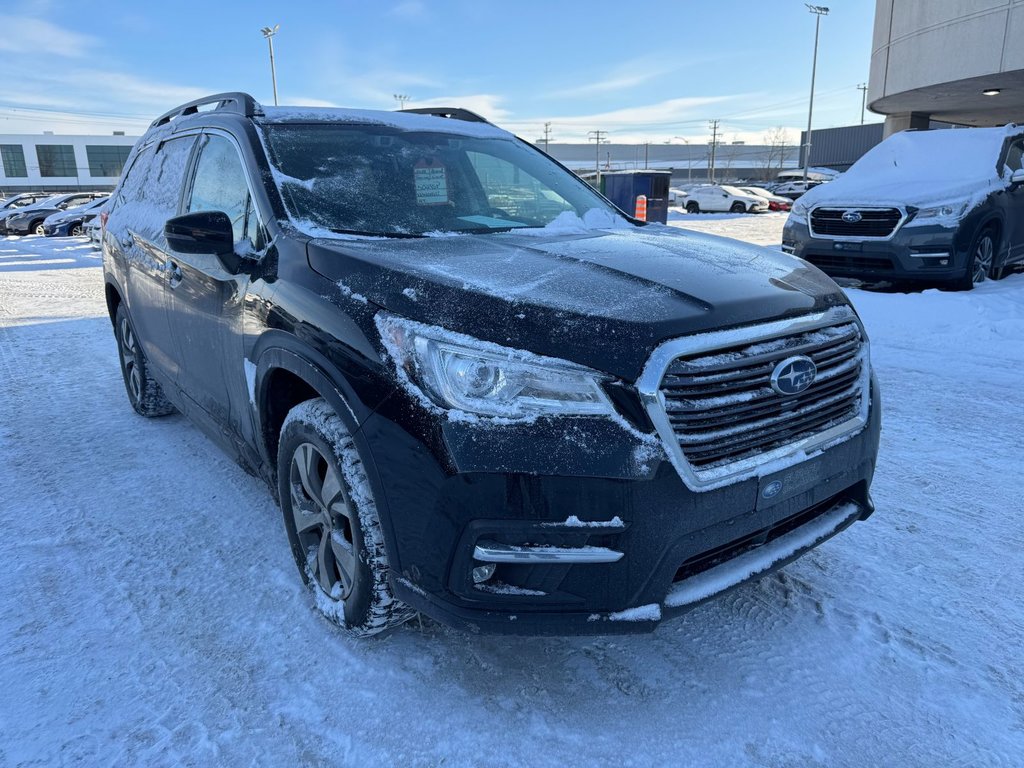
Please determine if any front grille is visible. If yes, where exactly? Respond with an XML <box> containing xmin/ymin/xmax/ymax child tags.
<box><xmin>810</xmin><ymin>207</ymin><xmax>902</xmax><ymax>238</ymax></box>
<box><xmin>803</xmin><ymin>253</ymin><xmax>894</xmax><ymax>273</ymax></box>
<box><xmin>658</xmin><ymin>316</ymin><xmax>866</xmax><ymax>474</ymax></box>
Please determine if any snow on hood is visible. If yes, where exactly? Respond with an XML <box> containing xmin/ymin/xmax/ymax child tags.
<box><xmin>800</xmin><ymin>125</ymin><xmax>1023</xmax><ymax>209</ymax></box>
<box><xmin>258</xmin><ymin>106</ymin><xmax>513</xmax><ymax>140</ymax></box>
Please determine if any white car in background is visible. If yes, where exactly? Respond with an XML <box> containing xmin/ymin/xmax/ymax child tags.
<box><xmin>684</xmin><ymin>185</ymin><xmax>769</xmax><ymax>214</ymax></box>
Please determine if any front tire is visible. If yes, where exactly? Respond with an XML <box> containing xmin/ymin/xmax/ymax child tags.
<box><xmin>278</xmin><ymin>398</ymin><xmax>413</xmax><ymax>636</ymax></box>
<box><xmin>730</xmin><ymin>201</ymin><xmax>746</xmax><ymax>213</ymax></box>
<box><xmin>113</xmin><ymin>303</ymin><xmax>176</xmax><ymax>417</ymax></box>
<box><xmin>32</xmin><ymin>220</ymin><xmax>45</xmax><ymax>236</ymax></box>
<box><xmin>70</xmin><ymin>223</ymin><xmax>84</xmax><ymax>237</ymax></box>
<box><xmin>958</xmin><ymin>227</ymin><xmax>997</xmax><ymax>290</ymax></box>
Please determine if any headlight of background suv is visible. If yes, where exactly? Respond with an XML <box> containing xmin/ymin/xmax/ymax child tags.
<box><xmin>376</xmin><ymin>314</ymin><xmax>615</xmax><ymax>419</ymax></box>
<box><xmin>906</xmin><ymin>201</ymin><xmax>970</xmax><ymax>226</ymax></box>
<box><xmin>788</xmin><ymin>200</ymin><xmax>809</xmax><ymax>224</ymax></box>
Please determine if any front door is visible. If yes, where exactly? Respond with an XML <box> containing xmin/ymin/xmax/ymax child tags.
<box><xmin>168</xmin><ymin>132</ymin><xmax>265</xmax><ymax>436</ymax></box>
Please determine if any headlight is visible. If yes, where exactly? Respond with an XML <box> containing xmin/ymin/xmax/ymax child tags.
<box><xmin>788</xmin><ymin>200</ymin><xmax>809</xmax><ymax>223</ymax></box>
<box><xmin>907</xmin><ymin>201</ymin><xmax>969</xmax><ymax>225</ymax></box>
<box><xmin>376</xmin><ymin>314</ymin><xmax>615</xmax><ymax>419</ymax></box>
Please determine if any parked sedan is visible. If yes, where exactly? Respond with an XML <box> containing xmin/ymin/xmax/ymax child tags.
<box><xmin>772</xmin><ymin>180</ymin><xmax>824</xmax><ymax>201</ymax></box>
<box><xmin>42</xmin><ymin>196</ymin><xmax>109</xmax><ymax>236</ymax></box>
<box><xmin>685</xmin><ymin>185</ymin><xmax>769</xmax><ymax>214</ymax></box>
<box><xmin>738</xmin><ymin>186</ymin><xmax>792</xmax><ymax>212</ymax></box>
<box><xmin>0</xmin><ymin>193</ymin><xmax>52</xmax><ymax>226</ymax></box>
<box><xmin>3</xmin><ymin>192</ymin><xmax>107</xmax><ymax>235</ymax></box>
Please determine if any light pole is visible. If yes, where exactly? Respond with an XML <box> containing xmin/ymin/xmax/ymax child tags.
<box><xmin>394</xmin><ymin>94</ymin><xmax>411</xmax><ymax>110</ymax></box>
<box><xmin>857</xmin><ymin>83</ymin><xmax>868</xmax><ymax>125</ymax></box>
<box><xmin>260</xmin><ymin>25</ymin><xmax>280</xmax><ymax>106</ymax></box>
<box><xmin>803</xmin><ymin>5</ymin><xmax>828</xmax><ymax>185</ymax></box>
<box><xmin>674</xmin><ymin>137</ymin><xmax>692</xmax><ymax>183</ymax></box>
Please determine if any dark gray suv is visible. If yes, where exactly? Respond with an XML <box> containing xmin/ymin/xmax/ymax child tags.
<box><xmin>783</xmin><ymin>126</ymin><xmax>1024</xmax><ymax>289</ymax></box>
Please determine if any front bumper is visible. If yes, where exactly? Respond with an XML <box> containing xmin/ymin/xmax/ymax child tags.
<box><xmin>5</xmin><ymin>219</ymin><xmax>35</xmax><ymax>236</ymax></box>
<box><xmin>363</xmin><ymin>375</ymin><xmax>881</xmax><ymax>635</ymax></box>
<box><xmin>782</xmin><ymin>218</ymin><xmax>967</xmax><ymax>282</ymax></box>
<box><xmin>42</xmin><ymin>221</ymin><xmax>74</xmax><ymax>237</ymax></box>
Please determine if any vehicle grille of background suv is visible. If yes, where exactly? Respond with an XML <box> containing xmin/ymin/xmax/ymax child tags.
<box><xmin>654</xmin><ymin>315</ymin><xmax>866</xmax><ymax>479</ymax></box>
<box><xmin>810</xmin><ymin>207</ymin><xmax>902</xmax><ymax>238</ymax></box>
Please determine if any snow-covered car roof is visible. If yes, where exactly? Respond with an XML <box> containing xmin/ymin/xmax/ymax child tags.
<box><xmin>257</xmin><ymin>106</ymin><xmax>514</xmax><ymax>140</ymax></box>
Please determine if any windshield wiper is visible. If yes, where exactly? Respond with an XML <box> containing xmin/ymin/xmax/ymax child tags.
<box><xmin>328</xmin><ymin>227</ymin><xmax>425</xmax><ymax>239</ymax></box>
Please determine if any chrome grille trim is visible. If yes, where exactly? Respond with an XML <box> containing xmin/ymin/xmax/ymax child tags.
<box><xmin>637</xmin><ymin>307</ymin><xmax>870</xmax><ymax>492</ymax></box>
<box><xmin>809</xmin><ymin>206</ymin><xmax>907</xmax><ymax>240</ymax></box>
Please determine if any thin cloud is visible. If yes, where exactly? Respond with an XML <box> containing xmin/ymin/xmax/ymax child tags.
<box><xmin>0</xmin><ymin>17</ymin><xmax>95</xmax><ymax>58</ymax></box>
<box><xmin>546</xmin><ymin>56</ymin><xmax>679</xmax><ymax>98</ymax></box>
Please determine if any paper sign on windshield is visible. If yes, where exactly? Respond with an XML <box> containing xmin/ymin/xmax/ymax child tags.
<box><xmin>414</xmin><ymin>158</ymin><xmax>449</xmax><ymax>205</ymax></box>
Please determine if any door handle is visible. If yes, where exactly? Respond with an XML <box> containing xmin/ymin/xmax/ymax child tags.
<box><xmin>168</xmin><ymin>261</ymin><xmax>183</xmax><ymax>287</ymax></box>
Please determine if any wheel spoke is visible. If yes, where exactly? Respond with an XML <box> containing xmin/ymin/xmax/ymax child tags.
<box><xmin>129</xmin><ymin>366</ymin><xmax>142</xmax><ymax>400</ymax></box>
<box><xmin>320</xmin><ymin>464</ymin><xmax>347</xmax><ymax>512</ymax></box>
<box><xmin>315</xmin><ymin>532</ymin><xmax>337</xmax><ymax>595</ymax></box>
<box><xmin>294</xmin><ymin>443</ymin><xmax>325</xmax><ymax>509</ymax></box>
<box><xmin>290</xmin><ymin>489</ymin><xmax>323</xmax><ymax>535</ymax></box>
<box><xmin>331</xmin><ymin>533</ymin><xmax>356</xmax><ymax>593</ymax></box>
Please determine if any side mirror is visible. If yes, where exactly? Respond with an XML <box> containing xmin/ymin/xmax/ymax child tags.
<box><xmin>165</xmin><ymin>211</ymin><xmax>241</xmax><ymax>273</ymax></box>
<box><xmin>1011</xmin><ymin>169</ymin><xmax>1024</xmax><ymax>186</ymax></box>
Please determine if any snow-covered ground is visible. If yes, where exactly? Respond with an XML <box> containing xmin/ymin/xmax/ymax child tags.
<box><xmin>2</xmin><ymin>232</ymin><xmax>1023</xmax><ymax>766</ymax></box>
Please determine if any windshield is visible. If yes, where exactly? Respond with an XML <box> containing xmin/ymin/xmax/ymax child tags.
<box><xmin>261</xmin><ymin>124</ymin><xmax>623</xmax><ymax>236</ymax></box>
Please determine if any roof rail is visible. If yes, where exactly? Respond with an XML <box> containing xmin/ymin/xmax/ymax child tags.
<box><xmin>399</xmin><ymin>107</ymin><xmax>490</xmax><ymax>124</ymax></box>
<box><xmin>150</xmin><ymin>92</ymin><xmax>262</xmax><ymax>128</ymax></box>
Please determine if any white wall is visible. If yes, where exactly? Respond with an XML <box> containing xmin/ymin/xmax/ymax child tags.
<box><xmin>0</xmin><ymin>133</ymin><xmax>139</xmax><ymax>191</ymax></box>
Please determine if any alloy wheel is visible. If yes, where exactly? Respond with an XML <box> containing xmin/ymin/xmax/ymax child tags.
<box><xmin>119</xmin><ymin>316</ymin><xmax>142</xmax><ymax>402</ymax></box>
<box><xmin>34</xmin><ymin>224</ymin><xmax>45</xmax><ymax>236</ymax></box>
<box><xmin>972</xmin><ymin>234</ymin><xmax>994</xmax><ymax>284</ymax></box>
<box><xmin>288</xmin><ymin>442</ymin><xmax>358</xmax><ymax>599</ymax></box>
<box><xmin>70</xmin><ymin>224</ymin><xmax>84</xmax><ymax>236</ymax></box>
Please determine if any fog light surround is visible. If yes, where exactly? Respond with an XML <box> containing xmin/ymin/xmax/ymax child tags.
<box><xmin>472</xmin><ymin>563</ymin><xmax>497</xmax><ymax>584</ymax></box>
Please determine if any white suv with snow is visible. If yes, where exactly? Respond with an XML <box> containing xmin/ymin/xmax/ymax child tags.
<box><xmin>685</xmin><ymin>185</ymin><xmax>769</xmax><ymax>214</ymax></box>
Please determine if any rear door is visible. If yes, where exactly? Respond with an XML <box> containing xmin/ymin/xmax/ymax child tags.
<box><xmin>168</xmin><ymin>131</ymin><xmax>265</xmax><ymax>435</ymax></box>
<box><xmin>112</xmin><ymin>135</ymin><xmax>198</xmax><ymax>382</ymax></box>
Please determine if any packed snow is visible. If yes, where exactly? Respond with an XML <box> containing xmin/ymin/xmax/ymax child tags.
<box><xmin>1</xmin><ymin>230</ymin><xmax>1023</xmax><ymax>766</ymax></box>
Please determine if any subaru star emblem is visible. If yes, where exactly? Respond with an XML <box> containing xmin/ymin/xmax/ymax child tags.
<box><xmin>762</xmin><ymin>480</ymin><xmax>784</xmax><ymax>499</ymax></box>
<box><xmin>841</xmin><ymin>210</ymin><xmax>863</xmax><ymax>224</ymax></box>
<box><xmin>771</xmin><ymin>356</ymin><xmax>817</xmax><ymax>396</ymax></box>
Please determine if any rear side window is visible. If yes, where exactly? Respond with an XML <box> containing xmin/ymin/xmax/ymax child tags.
<box><xmin>1003</xmin><ymin>140</ymin><xmax>1024</xmax><ymax>174</ymax></box>
<box><xmin>111</xmin><ymin>135</ymin><xmax>196</xmax><ymax>240</ymax></box>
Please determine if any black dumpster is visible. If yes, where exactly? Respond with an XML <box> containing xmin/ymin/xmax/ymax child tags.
<box><xmin>600</xmin><ymin>171</ymin><xmax>671</xmax><ymax>224</ymax></box>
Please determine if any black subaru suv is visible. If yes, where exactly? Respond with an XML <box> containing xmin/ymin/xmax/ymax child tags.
<box><xmin>102</xmin><ymin>93</ymin><xmax>880</xmax><ymax>636</ymax></box>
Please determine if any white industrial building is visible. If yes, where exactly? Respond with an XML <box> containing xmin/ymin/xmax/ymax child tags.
<box><xmin>0</xmin><ymin>133</ymin><xmax>139</xmax><ymax>195</ymax></box>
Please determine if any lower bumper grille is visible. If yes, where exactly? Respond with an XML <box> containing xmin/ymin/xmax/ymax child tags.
<box><xmin>803</xmin><ymin>253</ymin><xmax>895</xmax><ymax>273</ymax></box>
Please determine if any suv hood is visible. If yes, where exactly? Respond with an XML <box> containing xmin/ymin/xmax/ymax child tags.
<box><xmin>307</xmin><ymin>225</ymin><xmax>848</xmax><ymax>379</ymax></box>
<box><xmin>799</xmin><ymin>175</ymin><xmax>1000</xmax><ymax>210</ymax></box>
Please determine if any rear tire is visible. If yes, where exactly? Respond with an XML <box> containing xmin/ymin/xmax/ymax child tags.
<box><xmin>278</xmin><ymin>398</ymin><xmax>414</xmax><ymax>637</ymax></box>
<box><xmin>686</xmin><ymin>201</ymin><xmax>700</xmax><ymax>214</ymax></box>
<box><xmin>730</xmin><ymin>202</ymin><xmax>746</xmax><ymax>213</ymax></box>
<box><xmin>113</xmin><ymin>304</ymin><xmax>176</xmax><ymax>417</ymax></box>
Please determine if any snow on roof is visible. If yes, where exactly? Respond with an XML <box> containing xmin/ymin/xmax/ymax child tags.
<box><xmin>801</xmin><ymin>125</ymin><xmax>1023</xmax><ymax>207</ymax></box>
<box><xmin>258</xmin><ymin>106</ymin><xmax>513</xmax><ymax>140</ymax></box>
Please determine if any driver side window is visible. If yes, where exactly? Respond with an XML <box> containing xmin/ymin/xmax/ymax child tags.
<box><xmin>188</xmin><ymin>135</ymin><xmax>263</xmax><ymax>251</ymax></box>
<box><xmin>1004</xmin><ymin>140</ymin><xmax>1024</xmax><ymax>174</ymax></box>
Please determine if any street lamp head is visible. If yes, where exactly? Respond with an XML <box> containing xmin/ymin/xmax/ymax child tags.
<box><xmin>805</xmin><ymin>4</ymin><xmax>829</xmax><ymax>14</ymax></box>
<box><xmin>261</xmin><ymin>24</ymin><xmax>280</xmax><ymax>38</ymax></box>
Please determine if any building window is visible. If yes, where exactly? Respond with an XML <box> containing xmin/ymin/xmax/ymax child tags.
<box><xmin>36</xmin><ymin>144</ymin><xmax>78</xmax><ymax>177</ymax></box>
<box><xmin>0</xmin><ymin>145</ymin><xmax>27</xmax><ymax>177</ymax></box>
<box><xmin>86</xmin><ymin>145</ymin><xmax>132</xmax><ymax>178</ymax></box>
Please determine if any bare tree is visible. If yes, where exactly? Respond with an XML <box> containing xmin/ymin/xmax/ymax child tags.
<box><xmin>760</xmin><ymin>127</ymin><xmax>792</xmax><ymax>181</ymax></box>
